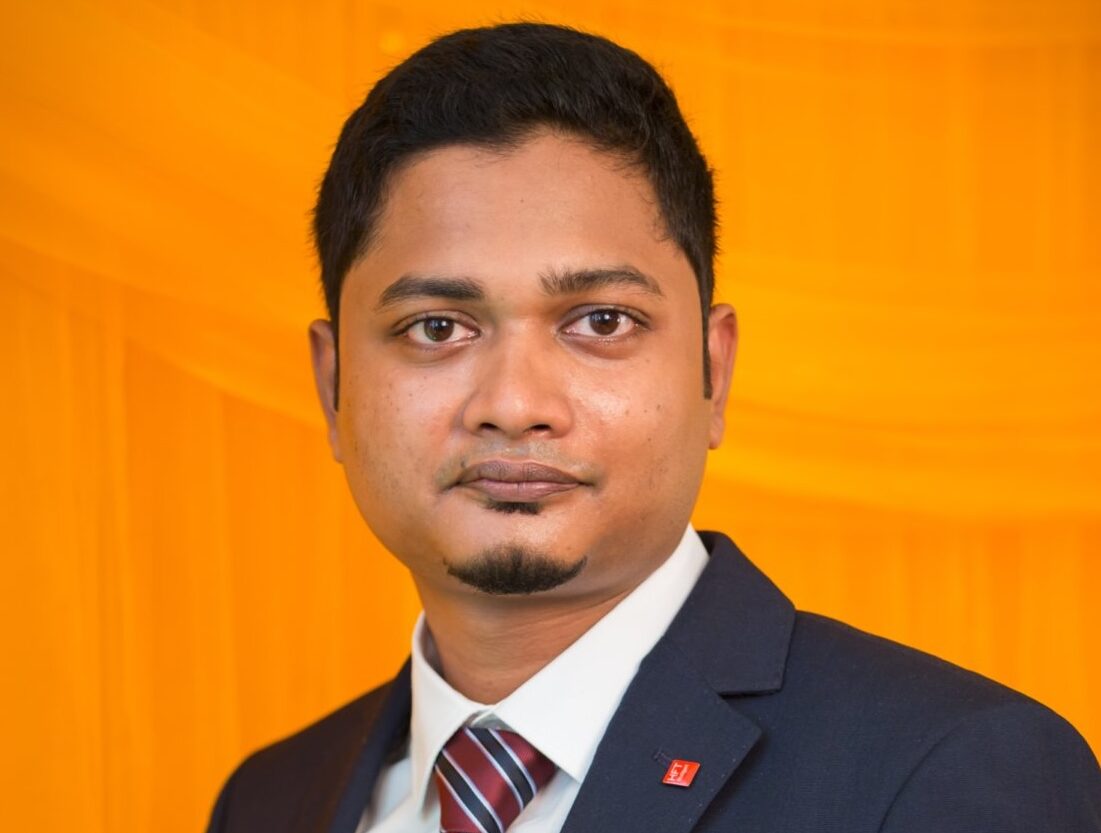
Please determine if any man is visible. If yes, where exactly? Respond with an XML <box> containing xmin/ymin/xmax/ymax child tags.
<box><xmin>207</xmin><ymin>22</ymin><xmax>1101</xmax><ymax>833</ymax></box>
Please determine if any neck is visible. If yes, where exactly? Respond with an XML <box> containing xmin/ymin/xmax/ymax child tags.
<box><xmin>415</xmin><ymin>586</ymin><xmax>633</xmax><ymax>703</ymax></box>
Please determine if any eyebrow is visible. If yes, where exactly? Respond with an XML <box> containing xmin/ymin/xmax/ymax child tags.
<box><xmin>540</xmin><ymin>266</ymin><xmax>664</xmax><ymax>298</ymax></box>
<box><xmin>375</xmin><ymin>275</ymin><xmax>486</xmax><ymax>310</ymax></box>
<box><xmin>374</xmin><ymin>265</ymin><xmax>664</xmax><ymax>311</ymax></box>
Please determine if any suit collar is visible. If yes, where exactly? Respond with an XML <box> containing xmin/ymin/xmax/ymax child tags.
<box><xmin>559</xmin><ymin>531</ymin><xmax>795</xmax><ymax>833</ymax></box>
<box><xmin>660</xmin><ymin>530</ymin><xmax>795</xmax><ymax>695</ymax></box>
<box><xmin>559</xmin><ymin>640</ymin><xmax>763</xmax><ymax>833</ymax></box>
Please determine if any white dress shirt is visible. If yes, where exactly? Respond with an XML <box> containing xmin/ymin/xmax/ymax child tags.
<box><xmin>356</xmin><ymin>525</ymin><xmax>709</xmax><ymax>833</ymax></box>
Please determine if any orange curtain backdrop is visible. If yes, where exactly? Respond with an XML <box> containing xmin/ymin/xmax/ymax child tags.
<box><xmin>2</xmin><ymin>1</ymin><xmax>1098</xmax><ymax>831</ymax></box>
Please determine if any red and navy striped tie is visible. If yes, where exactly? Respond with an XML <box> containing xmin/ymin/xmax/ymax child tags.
<box><xmin>434</xmin><ymin>726</ymin><xmax>556</xmax><ymax>833</ymax></box>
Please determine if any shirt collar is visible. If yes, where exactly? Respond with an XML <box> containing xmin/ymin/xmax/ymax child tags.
<box><xmin>407</xmin><ymin>525</ymin><xmax>709</xmax><ymax>810</ymax></box>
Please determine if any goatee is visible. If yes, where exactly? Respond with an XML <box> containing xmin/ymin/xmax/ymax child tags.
<box><xmin>446</xmin><ymin>546</ymin><xmax>587</xmax><ymax>595</ymax></box>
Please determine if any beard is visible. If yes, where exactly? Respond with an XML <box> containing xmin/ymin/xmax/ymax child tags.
<box><xmin>446</xmin><ymin>545</ymin><xmax>587</xmax><ymax>595</ymax></box>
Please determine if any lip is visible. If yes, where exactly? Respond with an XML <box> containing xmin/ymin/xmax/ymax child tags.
<box><xmin>455</xmin><ymin>460</ymin><xmax>583</xmax><ymax>501</ymax></box>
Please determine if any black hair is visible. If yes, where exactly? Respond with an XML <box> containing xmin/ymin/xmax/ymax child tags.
<box><xmin>313</xmin><ymin>21</ymin><xmax>718</xmax><ymax>395</ymax></box>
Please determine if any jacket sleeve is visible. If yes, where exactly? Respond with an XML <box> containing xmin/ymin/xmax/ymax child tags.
<box><xmin>879</xmin><ymin>699</ymin><xmax>1101</xmax><ymax>832</ymax></box>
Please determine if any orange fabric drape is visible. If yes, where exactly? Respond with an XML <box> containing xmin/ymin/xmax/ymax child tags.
<box><xmin>2</xmin><ymin>2</ymin><xmax>1098</xmax><ymax>831</ymax></box>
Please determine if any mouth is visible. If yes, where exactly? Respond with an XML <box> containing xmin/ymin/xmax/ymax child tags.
<box><xmin>454</xmin><ymin>460</ymin><xmax>584</xmax><ymax>502</ymax></box>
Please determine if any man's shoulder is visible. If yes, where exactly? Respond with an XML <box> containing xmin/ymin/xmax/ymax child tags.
<box><xmin>207</xmin><ymin>676</ymin><xmax>405</xmax><ymax>832</ymax></box>
<box><xmin>787</xmin><ymin>611</ymin><xmax>1095</xmax><ymax>779</ymax></box>
<box><xmin>687</xmin><ymin>533</ymin><xmax>1090</xmax><ymax>755</ymax></box>
<box><xmin>243</xmin><ymin>679</ymin><xmax>395</xmax><ymax>775</ymax></box>
<box><xmin>793</xmin><ymin>610</ymin><xmax>1022</xmax><ymax>701</ymax></box>
<box><xmin>782</xmin><ymin>609</ymin><xmax>1070</xmax><ymax>732</ymax></box>
<box><xmin>696</xmin><ymin>533</ymin><xmax>1061</xmax><ymax>726</ymax></box>
<box><xmin>721</xmin><ymin>609</ymin><xmax>1101</xmax><ymax>829</ymax></box>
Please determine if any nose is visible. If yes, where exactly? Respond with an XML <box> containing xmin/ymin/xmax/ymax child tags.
<box><xmin>460</xmin><ymin>327</ymin><xmax>573</xmax><ymax>440</ymax></box>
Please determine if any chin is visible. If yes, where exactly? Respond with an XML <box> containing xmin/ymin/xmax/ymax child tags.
<box><xmin>443</xmin><ymin>541</ymin><xmax>589</xmax><ymax>596</ymax></box>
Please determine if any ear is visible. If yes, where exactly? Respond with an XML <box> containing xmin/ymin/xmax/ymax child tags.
<box><xmin>706</xmin><ymin>304</ymin><xmax>738</xmax><ymax>449</ymax></box>
<box><xmin>308</xmin><ymin>319</ymin><xmax>343</xmax><ymax>462</ymax></box>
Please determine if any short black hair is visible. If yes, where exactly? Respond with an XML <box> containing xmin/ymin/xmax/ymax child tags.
<box><xmin>313</xmin><ymin>21</ymin><xmax>718</xmax><ymax>395</ymax></box>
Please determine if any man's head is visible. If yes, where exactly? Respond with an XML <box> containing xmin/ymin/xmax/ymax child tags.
<box><xmin>309</xmin><ymin>23</ymin><xmax>737</xmax><ymax>605</ymax></box>
<box><xmin>314</xmin><ymin>22</ymin><xmax>718</xmax><ymax>394</ymax></box>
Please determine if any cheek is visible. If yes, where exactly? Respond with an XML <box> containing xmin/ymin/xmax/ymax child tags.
<box><xmin>581</xmin><ymin>355</ymin><xmax>708</xmax><ymax>483</ymax></box>
<box><xmin>338</xmin><ymin>366</ymin><xmax>451</xmax><ymax>497</ymax></box>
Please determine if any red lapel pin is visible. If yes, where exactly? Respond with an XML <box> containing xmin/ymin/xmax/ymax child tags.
<box><xmin>662</xmin><ymin>759</ymin><xmax>701</xmax><ymax>787</ymax></box>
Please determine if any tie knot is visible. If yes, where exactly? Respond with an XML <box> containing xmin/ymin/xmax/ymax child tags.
<box><xmin>434</xmin><ymin>726</ymin><xmax>556</xmax><ymax>833</ymax></box>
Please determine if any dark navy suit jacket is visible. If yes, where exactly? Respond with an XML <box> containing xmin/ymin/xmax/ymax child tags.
<box><xmin>207</xmin><ymin>532</ymin><xmax>1101</xmax><ymax>832</ymax></box>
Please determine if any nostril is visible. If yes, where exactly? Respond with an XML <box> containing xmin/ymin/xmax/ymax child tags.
<box><xmin>477</xmin><ymin>422</ymin><xmax>553</xmax><ymax>434</ymax></box>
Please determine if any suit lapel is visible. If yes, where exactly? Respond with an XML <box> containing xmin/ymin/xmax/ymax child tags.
<box><xmin>562</xmin><ymin>532</ymin><xmax>795</xmax><ymax>833</ymax></box>
<box><xmin>559</xmin><ymin>646</ymin><xmax>761</xmax><ymax>833</ymax></box>
<box><xmin>313</xmin><ymin>661</ymin><xmax>413</xmax><ymax>833</ymax></box>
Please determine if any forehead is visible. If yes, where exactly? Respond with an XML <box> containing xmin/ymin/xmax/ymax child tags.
<box><xmin>348</xmin><ymin>131</ymin><xmax>694</xmax><ymax>300</ymax></box>
<box><xmin>382</xmin><ymin>131</ymin><xmax>663</xmax><ymax>230</ymax></box>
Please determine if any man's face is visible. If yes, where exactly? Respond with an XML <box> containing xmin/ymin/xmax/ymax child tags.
<box><xmin>310</xmin><ymin>131</ymin><xmax>736</xmax><ymax>605</ymax></box>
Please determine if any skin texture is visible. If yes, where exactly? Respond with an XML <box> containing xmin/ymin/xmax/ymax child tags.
<box><xmin>310</xmin><ymin>131</ymin><xmax>737</xmax><ymax>703</ymax></box>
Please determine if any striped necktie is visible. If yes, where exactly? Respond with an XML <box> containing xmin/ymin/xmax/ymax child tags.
<box><xmin>434</xmin><ymin>726</ymin><xmax>557</xmax><ymax>833</ymax></box>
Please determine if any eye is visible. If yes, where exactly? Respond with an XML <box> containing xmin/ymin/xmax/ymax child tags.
<box><xmin>404</xmin><ymin>316</ymin><xmax>478</xmax><ymax>345</ymax></box>
<box><xmin>564</xmin><ymin>309</ymin><xmax>640</xmax><ymax>338</ymax></box>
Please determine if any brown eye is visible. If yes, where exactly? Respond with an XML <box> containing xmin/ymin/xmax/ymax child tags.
<box><xmin>422</xmin><ymin>318</ymin><xmax>455</xmax><ymax>342</ymax></box>
<box><xmin>562</xmin><ymin>308</ymin><xmax>640</xmax><ymax>339</ymax></box>
<box><xmin>588</xmin><ymin>310</ymin><xmax>622</xmax><ymax>336</ymax></box>
<box><xmin>403</xmin><ymin>316</ymin><xmax>476</xmax><ymax>346</ymax></box>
